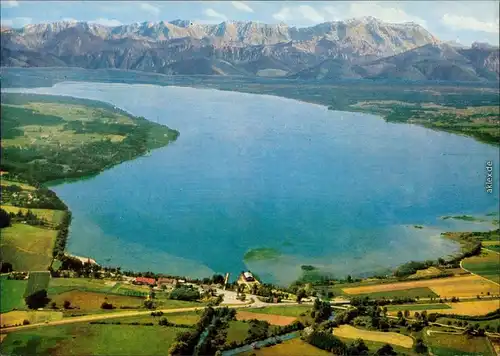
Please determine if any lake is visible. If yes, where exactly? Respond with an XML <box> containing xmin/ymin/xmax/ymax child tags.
<box><xmin>7</xmin><ymin>82</ymin><xmax>499</xmax><ymax>284</ymax></box>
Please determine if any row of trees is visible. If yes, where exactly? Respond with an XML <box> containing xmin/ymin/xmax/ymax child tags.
<box><xmin>168</xmin><ymin>306</ymin><xmax>236</xmax><ymax>356</ymax></box>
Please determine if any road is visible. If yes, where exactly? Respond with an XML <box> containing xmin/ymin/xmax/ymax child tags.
<box><xmin>0</xmin><ymin>292</ymin><xmax>308</xmax><ymax>335</ymax></box>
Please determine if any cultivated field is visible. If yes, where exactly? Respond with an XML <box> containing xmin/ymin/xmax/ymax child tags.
<box><xmin>226</xmin><ymin>320</ymin><xmax>250</xmax><ymax>343</ymax></box>
<box><xmin>333</xmin><ymin>325</ymin><xmax>414</xmax><ymax>348</ymax></box>
<box><xmin>0</xmin><ymin>322</ymin><xmax>186</xmax><ymax>356</ymax></box>
<box><xmin>462</xmin><ymin>250</ymin><xmax>500</xmax><ymax>284</ymax></box>
<box><xmin>0</xmin><ymin>179</ymin><xmax>36</xmax><ymax>190</ymax></box>
<box><xmin>24</xmin><ymin>271</ymin><xmax>51</xmax><ymax>297</ymax></box>
<box><xmin>0</xmin><ymin>224</ymin><xmax>57</xmax><ymax>271</ymax></box>
<box><xmin>236</xmin><ymin>311</ymin><xmax>297</xmax><ymax>326</ymax></box>
<box><xmin>47</xmin><ymin>278</ymin><xmax>118</xmax><ymax>295</ymax></box>
<box><xmin>342</xmin><ymin>275</ymin><xmax>499</xmax><ymax>298</ymax></box>
<box><xmin>0</xmin><ymin>277</ymin><xmax>27</xmax><ymax>313</ymax></box>
<box><xmin>246</xmin><ymin>305</ymin><xmax>312</xmax><ymax>317</ymax></box>
<box><xmin>119</xmin><ymin>311</ymin><xmax>200</xmax><ymax>325</ymax></box>
<box><xmin>388</xmin><ymin>300</ymin><xmax>500</xmax><ymax>316</ymax></box>
<box><xmin>483</xmin><ymin>241</ymin><xmax>500</xmax><ymax>253</ymax></box>
<box><xmin>239</xmin><ymin>338</ymin><xmax>330</xmax><ymax>356</ymax></box>
<box><xmin>386</xmin><ymin>303</ymin><xmax>451</xmax><ymax>312</ymax></box>
<box><xmin>51</xmin><ymin>291</ymin><xmax>144</xmax><ymax>312</ymax></box>
<box><xmin>425</xmin><ymin>330</ymin><xmax>495</xmax><ymax>355</ymax></box>
<box><xmin>0</xmin><ymin>310</ymin><xmax>63</xmax><ymax>328</ymax></box>
<box><xmin>0</xmin><ymin>205</ymin><xmax>66</xmax><ymax>227</ymax></box>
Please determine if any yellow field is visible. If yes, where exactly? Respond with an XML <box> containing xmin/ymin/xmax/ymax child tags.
<box><xmin>1</xmin><ymin>205</ymin><xmax>66</xmax><ymax>226</ymax></box>
<box><xmin>333</xmin><ymin>325</ymin><xmax>413</xmax><ymax>348</ymax></box>
<box><xmin>236</xmin><ymin>311</ymin><xmax>297</xmax><ymax>326</ymax></box>
<box><xmin>388</xmin><ymin>299</ymin><xmax>500</xmax><ymax>317</ymax></box>
<box><xmin>0</xmin><ymin>310</ymin><xmax>63</xmax><ymax>328</ymax></box>
<box><xmin>23</xmin><ymin>102</ymin><xmax>135</xmax><ymax>124</ymax></box>
<box><xmin>342</xmin><ymin>275</ymin><xmax>499</xmax><ymax>298</ymax></box>
<box><xmin>0</xmin><ymin>179</ymin><xmax>36</xmax><ymax>190</ymax></box>
<box><xmin>483</xmin><ymin>241</ymin><xmax>500</xmax><ymax>247</ymax></box>
<box><xmin>51</xmin><ymin>291</ymin><xmax>144</xmax><ymax>311</ymax></box>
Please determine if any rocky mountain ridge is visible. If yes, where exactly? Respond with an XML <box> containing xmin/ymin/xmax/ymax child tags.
<box><xmin>1</xmin><ymin>18</ymin><xmax>498</xmax><ymax>81</ymax></box>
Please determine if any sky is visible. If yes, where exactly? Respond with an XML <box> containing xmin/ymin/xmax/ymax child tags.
<box><xmin>1</xmin><ymin>1</ymin><xmax>499</xmax><ymax>46</ymax></box>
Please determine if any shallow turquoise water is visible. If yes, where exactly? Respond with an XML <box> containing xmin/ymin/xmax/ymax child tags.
<box><xmin>9</xmin><ymin>82</ymin><xmax>500</xmax><ymax>284</ymax></box>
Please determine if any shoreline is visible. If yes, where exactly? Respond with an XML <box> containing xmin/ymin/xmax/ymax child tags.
<box><xmin>2</xmin><ymin>85</ymin><xmax>498</xmax><ymax>285</ymax></box>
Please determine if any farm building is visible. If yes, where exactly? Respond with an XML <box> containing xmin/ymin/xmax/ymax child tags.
<box><xmin>237</xmin><ymin>271</ymin><xmax>260</xmax><ymax>291</ymax></box>
<box><xmin>157</xmin><ymin>278</ymin><xmax>178</xmax><ymax>288</ymax></box>
<box><xmin>133</xmin><ymin>277</ymin><xmax>156</xmax><ymax>286</ymax></box>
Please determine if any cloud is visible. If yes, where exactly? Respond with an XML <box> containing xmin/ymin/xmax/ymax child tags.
<box><xmin>298</xmin><ymin>5</ymin><xmax>325</xmax><ymax>23</ymax></box>
<box><xmin>442</xmin><ymin>14</ymin><xmax>499</xmax><ymax>33</ymax></box>
<box><xmin>139</xmin><ymin>3</ymin><xmax>160</xmax><ymax>16</ymax></box>
<box><xmin>273</xmin><ymin>5</ymin><xmax>325</xmax><ymax>24</ymax></box>
<box><xmin>204</xmin><ymin>8</ymin><xmax>227</xmax><ymax>21</ymax></box>
<box><xmin>231</xmin><ymin>1</ymin><xmax>253</xmax><ymax>13</ymax></box>
<box><xmin>1</xmin><ymin>0</ymin><xmax>19</xmax><ymax>9</ymax></box>
<box><xmin>272</xmin><ymin>7</ymin><xmax>291</xmax><ymax>22</ymax></box>
<box><xmin>3</xmin><ymin>17</ymin><xmax>31</xmax><ymax>28</ymax></box>
<box><xmin>347</xmin><ymin>2</ymin><xmax>427</xmax><ymax>26</ymax></box>
<box><xmin>90</xmin><ymin>18</ymin><xmax>122</xmax><ymax>27</ymax></box>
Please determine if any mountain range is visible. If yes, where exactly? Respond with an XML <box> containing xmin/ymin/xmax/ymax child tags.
<box><xmin>1</xmin><ymin>17</ymin><xmax>499</xmax><ymax>82</ymax></box>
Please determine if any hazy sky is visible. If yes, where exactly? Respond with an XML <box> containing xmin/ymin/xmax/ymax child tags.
<box><xmin>1</xmin><ymin>1</ymin><xmax>499</xmax><ymax>45</ymax></box>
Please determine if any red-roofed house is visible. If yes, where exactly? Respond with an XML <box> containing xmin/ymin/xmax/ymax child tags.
<box><xmin>133</xmin><ymin>277</ymin><xmax>156</xmax><ymax>286</ymax></box>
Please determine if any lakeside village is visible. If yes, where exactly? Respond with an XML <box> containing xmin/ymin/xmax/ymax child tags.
<box><xmin>2</xmin><ymin>215</ymin><xmax>500</xmax><ymax>355</ymax></box>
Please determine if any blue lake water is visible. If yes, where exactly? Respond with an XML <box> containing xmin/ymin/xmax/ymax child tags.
<box><xmin>7</xmin><ymin>82</ymin><xmax>499</xmax><ymax>284</ymax></box>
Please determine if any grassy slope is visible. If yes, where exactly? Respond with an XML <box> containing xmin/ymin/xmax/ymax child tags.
<box><xmin>0</xmin><ymin>323</ymin><xmax>185</xmax><ymax>356</ymax></box>
<box><xmin>462</xmin><ymin>249</ymin><xmax>500</xmax><ymax>284</ymax></box>
<box><xmin>424</xmin><ymin>331</ymin><xmax>494</xmax><ymax>356</ymax></box>
<box><xmin>0</xmin><ymin>276</ymin><xmax>27</xmax><ymax>313</ymax></box>
<box><xmin>246</xmin><ymin>305</ymin><xmax>312</xmax><ymax>317</ymax></box>
<box><xmin>226</xmin><ymin>320</ymin><xmax>250</xmax><ymax>343</ymax></box>
<box><xmin>0</xmin><ymin>205</ymin><xmax>65</xmax><ymax>226</ymax></box>
<box><xmin>0</xmin><ymin>224</ymin><xmax>57</xmax><ymax>271</ymax></box>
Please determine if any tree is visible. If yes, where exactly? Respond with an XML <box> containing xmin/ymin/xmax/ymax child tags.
<box><xmin>427</xmin><ymin>313</ymin><xmax>437</xmax><ymax>323</ymax></box>
<box><xmin>396</xmin><ymin>311</ymin><xmax>403</xmax><ymax>319</ymax></box>
<box><xmin>0</xmin><ymin>208</ymin><xmax>11</xmax><ymax>228</ymax></box>
<box><xmin>376</xmin><ymin>344</ymin><xmax>397</xmax><ymax>356</ymax></box>
<box><xmin>404</xmin><ymin>310</ymin><xmax>410</xmax><ymax>318</ymax></box>
<box><xmin>169</xmin><ymin>286</ymin><xmax>200</xmax><ymax>301</ymax></box>
<box><xmin>63</xmin><ymin>300</ymin><xmax>71</xmax><ymax>309</ymax></box>
<box><xmin>50</xmin><ymin>302</ymin><xmax>57</xmax><ymax>309</ymax></box>
<box><xmin>101</xmin><ymin>301</ymin><xmax>114</xmax><ymax>309</ymax></box>
<box><xmin>144</xmin><ymin>300</ymin><xmax>155</xmax><ymax>309</ymax></box>
<box><xmin>25</xmin><ymin>290</ymin><xmax>50</xmax><ymax>309</ymax></box>
<box><xmin>0</xmin><ymin>262</ymin><xmax>13</xmax><ymax>273</ymax></box>
<box><xmin>414</xmin><ymin>338</ymin><xmax>428</xmax><ymax>354</ymax></box>
<box><xmin>296</xmin><ymin>289</ymin><xmax>307</xmax><ymax>303</ymax></box>
<box><xmin>348</xmin><ymin>339</ymin><xmax>369</xmax><ymax>355</ymax></box>
<box><xmin>158</xmin><ymin>317</ymin><xmax>170</xmax><ymax>326</ymax></box>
